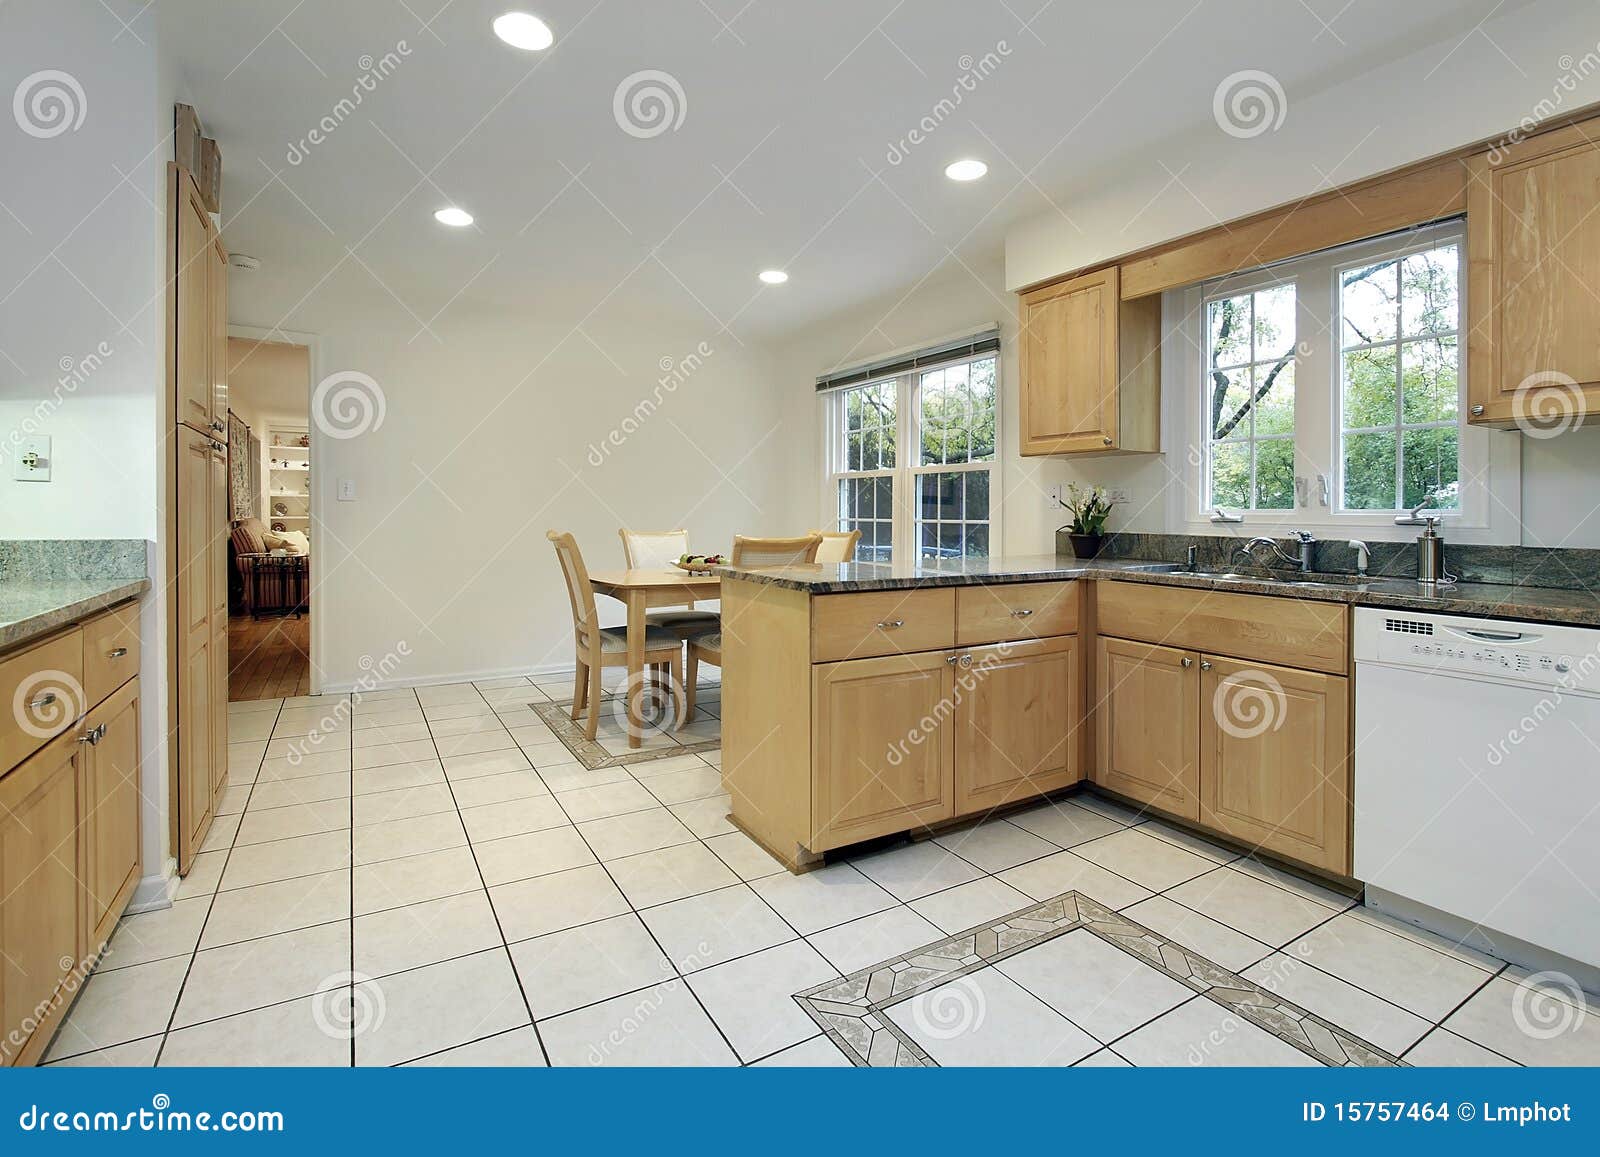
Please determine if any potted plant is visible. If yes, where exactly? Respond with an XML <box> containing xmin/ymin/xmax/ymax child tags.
<box><xmin>1059</xmin><ymin>482</ymin><xmax>1112</xmax><ymax>558</ymax></box>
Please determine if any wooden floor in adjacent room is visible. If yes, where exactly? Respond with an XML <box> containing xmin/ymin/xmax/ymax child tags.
<box><xmin>228</xmin><ymin>611</ymin><xmax>313</xmax><ymax>701</ymax></box>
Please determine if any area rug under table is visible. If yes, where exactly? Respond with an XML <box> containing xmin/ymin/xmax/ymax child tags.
<box><xmin>532</xmin><ymin>699</ymin><xmax>720</xmax><ymax>770</ymax></box>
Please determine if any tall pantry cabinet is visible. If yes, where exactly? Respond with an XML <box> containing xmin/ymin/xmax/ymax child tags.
<box><xmin>168</xmin><ymin>163</ymin><xmax>229</xmax><ymax>874</ymax></box>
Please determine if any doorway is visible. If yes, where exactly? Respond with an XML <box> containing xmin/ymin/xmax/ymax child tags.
<box><xmin>225</xmin><ymin>337</ymin><xmax>316</xmax><ymax>700</ymax></box>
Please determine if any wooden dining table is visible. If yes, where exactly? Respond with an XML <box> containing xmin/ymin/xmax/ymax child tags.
<box><xmin>587</xmin><ymin>568</ymin><xmax>721</xmax><ymax>747</ymax></box>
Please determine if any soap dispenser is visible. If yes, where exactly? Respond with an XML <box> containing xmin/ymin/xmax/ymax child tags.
<box><xmin>1415</xmin><ymin>518</ymin><xmax>1455</xmax><ymax>585</ymax></box>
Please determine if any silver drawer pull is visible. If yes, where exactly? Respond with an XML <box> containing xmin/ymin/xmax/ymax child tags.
<box><xmin>108</xmin><ymin>647</ymin><xmax>129</xmax><ymax>658</ymax></box>
<box><xmin>30</xmin><ymin>691</ymin><xmax>56</xmax><ymax>709</ymax></box>
<box><xmin>876</xmin><ymin>619</ymin><xmax>905</xmax><ymax>630</ymax></box>
<box><xmin>1180</xmin><ymin>657</ymin><xmax>1193</xmax><ymax>668</ymax></box>
<box><xmin>1010</xmin><ymin>608</ymin><xmax>1034</xmax><ymax>618</ymax></box>
<box><xmin>1200</xmin><ymin>659</ymin><xmax>1213</xmax><ymax>671</ymax></box>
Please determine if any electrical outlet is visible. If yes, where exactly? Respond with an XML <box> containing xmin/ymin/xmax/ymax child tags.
<box><xmin>1046</xmin><ymin>482</ymin><xmax>1064</xmax><ymax>509</ymax></box>
<box><xmin>1106</xmin><ymin>487</ymin><xmax>1130</xmax><ymax>505</ymax></box>
<box><xmin>337</xmin><ymin>478</ymin><xmax>356</xmax><ymax>501</ymax></box>
<box><xmin>13</xmin><ymin>435</ymin><xmax>51</xmax><ymax>482</ymax></box>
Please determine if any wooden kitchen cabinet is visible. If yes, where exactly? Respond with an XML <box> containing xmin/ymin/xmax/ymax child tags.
<box><xmin>81</xmin><ymin>679</ymin><xmax>141</xmax><ymax>955</ymax></box>
<box><xmin>812</xmin><ymin>651</ymin><xmax>956</xmax><ymax>851</ymax></box>
<box><xmin>175</xmin><ymin>172</ymin><xmax>215</xmax><ymax>435</ymax></box>
<box><xmin>0</xmin><ymin>730</ymin><xmax>84</xmax><ymax>1068</ymax></box>
<box><xmin>1094</xmin><ymin>636</ymin><xmax>1201</xmax><ymax>820</ymax></box>
<box><xmin>1467</xmin><ymin>115</ymin><xmax>1600</xmax><ymax>428</ymax></box>
<box><xmin>1199</xmin><ymin>655</ymin><xmax>1350</xmax><ymax>874</ymax></box>
<box><xmin>953</xmin><ymin>636</ymin><xmax>1081</xmax><ymax>814</ymax></box>
<box><xmin>1018</xmin><ymin>265</ymin><xmax>1161</xmax><ymax>455</ymax></box>
<box><xmin>176</xmin><ymin>427</ymin><xmax>217</xmax><ymax>871</ymax></box>
<box><xmin>208</xmin><ymin>441</ymin><xmax>230</xmax><ymax>810</ymax></box>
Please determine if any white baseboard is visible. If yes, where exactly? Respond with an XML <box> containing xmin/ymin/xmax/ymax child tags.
<box><xmin>319</xmin><ymin>660</ymin><xmax>578</xmax><ymax>696</ymax></box>
<box><xmin>125</xmin><ymin>860</ymin><xmax>179</xmax><ymax>914</ymax></box>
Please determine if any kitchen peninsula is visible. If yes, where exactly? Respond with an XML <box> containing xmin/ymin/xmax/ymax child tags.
<box><xmin>716</xmin><ymin>553</ymin><xmax>1600</xmax><ymax>878</ymax></box>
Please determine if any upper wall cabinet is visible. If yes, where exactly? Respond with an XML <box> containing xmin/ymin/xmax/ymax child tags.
<box><xmin>1467</xmin><ymin>115</ymin><xmax>1600</xmax><ymax>429</ymax></box>
<box><xmin>173</xmin><ymin>169</ymin><xmax>227</xmax><ymax>439</ymax></box>
<box><xmin>1018</xmin><ymin>266</ymin><xmax>1161</xmax><ymax>456</ymax></box>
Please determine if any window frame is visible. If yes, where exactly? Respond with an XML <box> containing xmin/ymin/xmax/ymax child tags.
<box><xmin>1169</xmin><ymin>220</ymin><xmax>1522</xmax><ymax>544</ymax></box>
<box><xmin>820</xmin><ymin>349</ymin><xmax>1002</xmax><ymax>565</ymax></box>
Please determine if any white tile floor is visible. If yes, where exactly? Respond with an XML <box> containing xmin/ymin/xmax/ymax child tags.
<box><xmin>39</xmin><ymin>669</ymin><xmax>1600</xmax><ymax>1067</ymax></box>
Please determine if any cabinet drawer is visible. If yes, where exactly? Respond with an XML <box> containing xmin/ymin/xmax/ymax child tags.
<box><xmin>956</xmin><ymin>581</ymin><xmax>1078</xmax><ymax>645</ymax></box>
<box><xmin>82</xmin><ymin>602</ymin><xmax>140</xmax><ymax>707</ymax></box>
<box><xmin>811</xmin><ymin>588</ymin><xmax>955</xmax><ymax>662</ymax></box>
<box><xmin>1095</xmin><ymin>582</ymin><xmax>1348</xmax><ymax>675</ymax></box>
<box><xmin>0</xmin><ymin>631</ymin><xmax>85</xmax><ymax>773</ymax></box>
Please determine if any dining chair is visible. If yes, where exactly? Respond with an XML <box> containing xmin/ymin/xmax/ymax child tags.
<box><xmin>684</xmin><ymin>628</ymin><xmax>720</xmax><ymax>724</ymax></box>
<box><xmin>809</xmin><ymin>528</ymin><xmax>862</xmax><ymax>564</ymax></box>
<box><xmin>617</xmin><ymin>528</ymin><xmax>722</xmax><ymax>639</ymax></box>
<box><xmin>548</xmin><ymin>531</ymin><xmax>685</xmax><ymax>740</ymax></box>
<box><xmin>729</xmin><ymin>534</ymin><xmax>822</xmax><ymax>567</ymax></box>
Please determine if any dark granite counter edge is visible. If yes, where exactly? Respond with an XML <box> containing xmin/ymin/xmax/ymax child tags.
<box><xmin>715</xmin><ymin>563</ymin><xmax>1600</xmax><ymax>629</ymax></box>
<box><xmin>0</xmin><ymin>579</ymin><xmax>150</xmax><ymax>653</ymax></box>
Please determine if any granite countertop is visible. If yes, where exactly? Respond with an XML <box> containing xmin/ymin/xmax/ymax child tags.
<box><xmin>714</xmin><ymin>555</ymin><xmax>1600</xmax><ymax>629</ymax></box>
<box><xmin>0</xmin><ymin>578</ymin><xmax>150</xmax><ymax>652</ymax></box>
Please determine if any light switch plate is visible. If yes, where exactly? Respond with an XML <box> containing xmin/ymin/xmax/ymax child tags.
<box><xmin>1106</xmin><ymin>487</ymin><xmax>1130</xmax><ymax>505</ymax></box>
<box><xmin>13</xmin><ymin>435</ymin><xmax>51</xmax><ymax>481</ymax></box>
<box><xmin>337</xmin><ymin>478</ymin><xmax>356</xmax><ymax>501</ymax></box>
<box><xmin>1046</xmin><ymin>482</ymin><xmax>1063</xmax><ymax>509</ymax></box>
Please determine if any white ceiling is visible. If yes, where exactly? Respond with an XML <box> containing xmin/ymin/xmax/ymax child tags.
<box><xmin>159</xmin><ymin>0</ymin><xmax>1516</xmax><ymax>342</ymax></box>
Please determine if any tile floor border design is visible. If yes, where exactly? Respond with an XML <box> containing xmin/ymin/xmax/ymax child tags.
<box><xmin>533</xmin><ymin>702</ymin><xmax>720</xmax><ymax>769</ymax></box>
<box><xmin>793</xmin><ymin>890</ymin><xmax>1404</xmax><ymax>1069</ymax></box>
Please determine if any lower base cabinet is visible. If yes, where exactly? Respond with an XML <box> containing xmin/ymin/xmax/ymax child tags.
<box><xmin>0</xmin><ymin>644</ymin><xmax>141</xmax><ymax>1067</ymax></box>
<box><xmin>1199</xmin><ymin>655</ymin><xmax>1350</xmax><ymax>873</ymax></box>
<box><xmin>811</xmin><ymin>636</ymin><xmax>1083</xmax><ymax>852</ymax></box>
<box><xmin>1095</xmin><ymin>636</ymin><xmax>1351</xmax><ymax>875</ymax></box>
<box><xmin>1095</xmin><ymin>637</ymin><xmax>1200</xmax><ymax>820</ymax></box>
<box><xmin>0</xmin><ymin>730</ymin><xmax>83</xmax><ymax>1068</ymax></box>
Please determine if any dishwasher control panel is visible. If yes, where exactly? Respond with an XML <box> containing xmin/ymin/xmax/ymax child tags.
<box><xmin>1354</xmin><ymin>607</ymin><xmax>1600</xmax><ymax>693</ymax></box>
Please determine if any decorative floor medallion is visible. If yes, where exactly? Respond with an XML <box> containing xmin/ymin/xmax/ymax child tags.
<box><xmin>793</xmin><ymin>891</ymin><xmax>1404</xmax><ymax>1068</ymax></box>
<box><xmin>532</xmin><ymin>699</ymin><xmax>721</xmax><ymax>769</ymax></box>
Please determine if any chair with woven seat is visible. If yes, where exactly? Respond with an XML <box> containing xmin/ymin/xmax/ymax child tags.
<box><xmin>549</xmin><ymin>531</ymin><xmax>685</xmax><ymax>740</ymax></box>
<box><xmin>682</xmin><ymin>535</ymin><xmax>821</xmax><ymax>722</ymax></box>
<box><xmin>730</xmin><ymin>533</ymin><xmax>822</xmax><ymax>567</ymax></box>
<box><xmin>809</xmin><ymin>529</ymin><xmax>862</xmax><ymax>564</ymax></box>
<box><xmin>618</xmin><ymin>528</ymin><xmax>722</xmax><ymax>639</ymax></box>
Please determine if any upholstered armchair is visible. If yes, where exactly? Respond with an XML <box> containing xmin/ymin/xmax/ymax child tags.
<box><xmin>230</xmin><ymin>518</ymin><xmax>310</xmax><ymax>618</ymax></box>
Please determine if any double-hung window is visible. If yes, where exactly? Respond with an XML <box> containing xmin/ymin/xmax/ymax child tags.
<box><xmin>821</xmin><ymin>340</ymin><xmax>1000</xmax><ymax>564</ymax></box>
<box><xmin>1182</xmin><ymin>221</ymin><xmax>1514</xmax><ymax>539</ymax></box>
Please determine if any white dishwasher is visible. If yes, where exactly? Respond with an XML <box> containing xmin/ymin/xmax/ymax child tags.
<box><xmin>1354</xmin><ymin>606</ymin><xmax>1600</xmax><ymax>973</ymax></box>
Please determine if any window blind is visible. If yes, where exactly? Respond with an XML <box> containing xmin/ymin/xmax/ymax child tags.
<box><xmin>814</xmin><ymin>327</ymin><xmax>1001</xmax><ymax>393</ymax></box>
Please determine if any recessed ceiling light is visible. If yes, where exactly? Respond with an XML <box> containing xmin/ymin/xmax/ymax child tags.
<box><xmin>758</xmin><ymin>269</ymin><xmax>789</xmax><ymax>285</ymax></box>
<box><xmin>944</xmin><ymin>159</ymin><xmax>988</xmax><ymax>182</ymax></box>
<box><xmin>492</xmin><ymin>11</ymin><xmax>554</xmax><ymax>50</ymax></box>
<box><xmin>433</xmin><ymin>207</ymin><xmax>474</xmax><ymax>227</ymax></box>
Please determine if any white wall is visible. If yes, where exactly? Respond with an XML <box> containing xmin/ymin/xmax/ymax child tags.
<box><xmin>0</xmin><ymin>0</ymin><xmax>164</xmax><ymax>539</ymax></box>
<box><xmin>238</xmin><ymin>289</ymin><xmax>785</xmax><ymax>691</ymax></box>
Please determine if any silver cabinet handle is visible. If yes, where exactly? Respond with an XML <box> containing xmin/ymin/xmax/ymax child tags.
<box><xmin>1010</xmin><ymin>608</ymin><xmax>1034</xmax><ymax>618</ymax></box>
<box><xmin>1179</xmin><ymin>657</ymin><xmax>1193</xmax><ymax>668</ymax></box>
<box><xmin>1102</xmin><ymin>435</ymin><xmax>1114</xmax><ymax>446</ymax></box>
<box><xmin>876</xmin><ymin>619</ymin><xmax>904</xmax><ymax>630</ymax></box>
<box><xmin>946</xmin><ymin>654</ymin><xmax>959</xmax><ymax>665</ymax></box>
<box><xmin>957</xmin><ymin>654</ymin><xmax>973</xmax><ymax>668</ymax></box>
<box><xmin>108</xmin><ymin>647</ymin><xmax>129</xmax><ymax>658</ymax></box>
<box><xmin>1199</xmin><ymin>659</ymin><xmax>1213</xmax><ymax>671</ymax></box>
<box><xmin>30</xmin><ymin>691</ymin><xmax>56</xmax><ymax>709</ymax></box>
<box><xmin>77</xmin><ymin>724</ymin><xmax>105</xmax><ymax>746</ymax></box>
<box><xmin>1470</xmin><ymin>405</ymin><xmax>1485</xmax><ymax>416</ymax></box>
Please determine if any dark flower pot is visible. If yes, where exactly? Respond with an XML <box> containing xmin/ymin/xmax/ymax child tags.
<box><xmin>1068</xmin><ymin>532</ymin><xmax>1105</xmax><ymax>559</ymax></box>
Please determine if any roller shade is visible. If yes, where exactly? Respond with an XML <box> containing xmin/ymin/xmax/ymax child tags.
<box><xmin>814</xmin><ymin>327</ymin><xmax>1001</xmax><ymax>393</ymax></box>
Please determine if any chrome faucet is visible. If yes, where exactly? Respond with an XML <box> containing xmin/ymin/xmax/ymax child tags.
<box><xmin>1347</xmin><ymin>539</ymin><xmax>1371</xmax><ymax>577</ymax></box>
<box><xmin>1238</xmin><ymin>531</ymin><xmax>1316</xmax><ymax>573</ymax></box>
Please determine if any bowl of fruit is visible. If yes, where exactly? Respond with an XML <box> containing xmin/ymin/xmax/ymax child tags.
<box><xmin>674</xmin><ymin>553</ymin><xmax>726</xmax><ymax>575</ymax></box>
